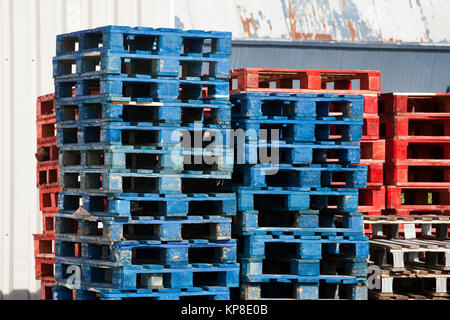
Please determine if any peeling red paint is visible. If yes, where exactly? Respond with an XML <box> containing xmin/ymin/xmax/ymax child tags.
<box><xmin>315</xmin><ymin>34</ymin><xmax>333</xmax><ymax>41</ymax></box>
<box><xmin>347</xmin><ymin>20</ymin><xmax>357</xmax><ymax>41</ymax></box>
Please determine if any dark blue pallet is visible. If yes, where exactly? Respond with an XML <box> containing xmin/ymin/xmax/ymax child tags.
<box><xmin>235</xmin><ymin>210</ymin><xmax>364</xmax><ymax>237</ymax></box>
<box><xmin>238</xmin><ymin>234</ymin><xmax>369</xmax><ymax>260</ymax></box>
<box><xmin>56</xmin><ymin>26</ymin><xmax>231</xmax><ymax>57</ymax></box>
<box><xmin>58</xmin><ymin>191</ymin><xmax>237</xmax><ymax>218</ymax></box>
<box><xmin>233</xmin><ymin>164</ymin><xmax>367</xmax><ymax>189</ymax></box>
<box><xmin>55</xmin><ymin>214</ymin><xmax>232</xmax><ymax>242</ymax></box>
<box><xmin>54</xmin><ymin>51</ymin><xmax>230</xmax><ymax>80</ymax></box>
<box><xmin>240</xmin><ymin>276</ymin><xmax>367</xmax><ymax>300</ymax></box>
<box><xmin>59</xmin><ymin>145</ymin><xmax>233</xmax><ymax>174</ymax></box>
<box><xmin>56</xmin><ymin>120</ymin><xmax>231</xmax><ymax>148</ymax></box>
<box><xmin>235</xmin><ymin>187</ymin><xmax>360</xmax><ymax>212</ymax></box>
<box><xmin>231</xmin><ymin>92</ymin><xmax>364</xmax><ymax>119</ymax></box>
<box><xmin>56</xmin><ymin>97</ymin><xmax>231</xmax><ymax>126</ymax></box>
<box><xmin>55</xmin><ymin>257</ymin><xmax>239</xmax><ymax>290</ymax></box>
<box><xmin>232</xmin><ymin>118</ymin><xmax>363</xmax><ymax>142</ymax></box>
<box><xmin>54</xmin><ymin>74</ymin><xmax>229</xmax><ymax>101</ymax></box>
<box><xmin>236</xmin><ymin>141</ymin><xmax>361</xmax><ymax>165</ymax></box>
<box><xmin>56</xmin><ymin>237</ymin><xmax>237</xmax><ymax>265</ymax></box>
<box><xmin>53</xmin><ymin>285</ymin><xmax>231</xmax><ymax>300</ymax></box>
<box><xmin>60</xmin><ymin>168</ymin><xmax>231</xmax><ymax>194</ymax></box>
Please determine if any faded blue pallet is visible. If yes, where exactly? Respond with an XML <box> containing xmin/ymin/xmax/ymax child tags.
<box><xmin>55</xmin><ymin>257</ymin><xmax>239</xmax><ymax>290</ymax></box>
<box><xmin>233</xmin><ymin>164</ymin><xmax>367</xmax><ymax>189</ymax></box>
<box><xmin>238</xmin><ymin>234</ymin><xmax>369</xmax><ymax>260</ymax></box>
<box><xmin>56</xmin><ymin>237</ymin><xmax>237</xmax><ymax>265</ymax></box>
<box><xmin>54</xmin><ymin>51</ymin><xmax>230</xmax><ymax>80</ymax></box>
<box><xmin>56</xmin><ymin>26</ymin><xmax>231</xmax><ymax>57</ymax></box>
<box><xmin>236</xmin><ymin>141</ymin><xmax>361</xmax><ymax>165</ymax></box>
<box><xmin>240</xmin><ymin>276</ymin><xmax>367</xmax><ymax>300</ymax></box>
<box><xmin>53</xmin><ymin>285</ymin><xmax>232</xmax><ymax>300</ymax></box>
<box><xmin>54</xmin><ymin>74</ymin><xmax>229</xmax><ymax>101</ymax></box>
<box><xmin>235</xmin><ymin>210</ymin><xmax>364</xmax><ymax>236</ymax></box>
<box><xmin>235</xmin><ymin>187</ymin><xmax>360</xmax><ymax>212</ymax></box>
<box><xmin>58</xmin><ymin>191</ymin><xmax>237</xmax><ymax>218</ymax></box>
<box><xmin>56</xmin><ymin>120</ymin><xmax>231</xmax><ymax>148</ymax></box>
<box><xmin>55</xmin><ymin>214</ymin><xmax>233</xmax><ymax>242</ymax></box>
<box><xmin>59</xmin><ymin>145</ymin><xmax>233</xmax><ymax>174</ymax></box>
<box><xmin>231</xmin><ymin>92</ymin><xmax>364</xmax><ymax>119</ymax></box>
<box><xmin>56</xmin><ymin>98</ymin><xmax>231</xmax><ymax>126</ymax></box>
<box><xmin>232</xmin><ymin>118</ymin><xmax>363</xmax><ymax>142</ymax></box>
<box><xmin>59</xmin><ymin>168</ymin><xmax>231</xmax><ymax>194</ymax></box>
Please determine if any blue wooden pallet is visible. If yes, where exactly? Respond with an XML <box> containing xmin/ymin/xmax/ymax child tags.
<box><xmin>58</xmin><ymin>191</ymin><xmax>236</xmax><ymax>218</ymax></box>
<box><xmin>56</xmin><ymin>26</ymin><xmax>231</xmax><ymax>57</ymax></box>
<box><xmin>55</xmin><ymin>257</ymin><xmax>240</xmax><ymax>290</ymax></box>
<box><xmin>238</xmin><ymin>234</ymin><xmax>369</xmax><ymax>260</ymax></box>
<box><xmin>54</xmin><ymin>51</ymin><xmax>230</xmax><ymax>80</ymax></box>
<box><xmin>53</xmin><ymin>285</ymin><xmax>232</xmax><ymax>300</ymax></box>
<box><xmin>56</xmin><ymin>120</ymin><xmax>231</xmax><ymax>148</ymax></box>
<box><xmin>236</xmin><ymin>141</ymin><xmax>361</xmax><ymax>165</ymax></box>
<box><xmin>232</xmin><ymin>118</ymin><xmax>363</xmax><ymax>142</ymax></box>
<box><xmin>240</xmin><ymin>276</ymin><xmax>367</xmax><ymax>300</ymax></box>
<box><xmin>54</xmin><ymin>74</ymin><xmax>229</xmax><ymax>101</ymax></box>
<box><xmin>56</xmin><ymin>237</ymin><xmax>237</xmax><ymax>266</ymax></box>
<box><xmin>235</xmin><ymin>210</ymin><xmax>364</xmax><ymax>236</ymax></box>
<box><xmin>231</xmin><ymin>92</ymin><xmax>364</xmax><ymax>119</ymax></box>
<box><xmin>55</xmin><ymin>214</ymin><xmax>232</xmax><ymax>242</ymax></box>
<box><xmin>60</xmin><ymin>168</ymin><xmax>231</xmax><ymax>194</ymax></box>
<box><xmin>233</xmin><ymin>164</ymin><xmax>367</xmax><ymax>189</ymax></box>
<box><xmin>59</xmin><ymin>145</ymin><xmax>233</xmax><ymax>174</ymax></box>
<box><xmin>235</xmin><ymin>187</ymin><xmax>360</xmax><ymax>212</ymax></box>
<box><xmin>56</xmin><ymin>97</ymin><xmax>231</xmax><ymax>126</ymax></box>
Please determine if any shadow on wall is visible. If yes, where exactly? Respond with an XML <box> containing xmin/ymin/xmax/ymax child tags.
<box><xmin>0</xmin><ymin>290</ymin><xmax>40</xmax><ymax>300</ymax></box>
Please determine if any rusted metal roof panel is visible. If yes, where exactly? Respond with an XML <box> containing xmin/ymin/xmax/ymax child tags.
<box><xmin>175</xmin><ymin>0</ymin><xmax>450</xmax><ymax>44</ymax></box>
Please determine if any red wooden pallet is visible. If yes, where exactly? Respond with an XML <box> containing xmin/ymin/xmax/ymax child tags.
<box><xmin>36</xmin><ymin>117</ymin><xmax>56</xmax><ymax>144</ymax></box>
<box><xmin>359</xmin><ymin>186</ymin><xmax>385</xmax><ymax>212</ymax></box>
<box><xmin>385</xmin><ymin>138</ymin><xmax>450</xmax><ymax>163</ymax></box>
<box><xmin>33</xmin><ymin>233</ymin><xmax>55</xmax><ymax>259</ymax></box>
<box><xmin>363</xmin><ymin>115</ymin><xmax>380</xmax><ymax>140</ymax></box>
<box><xmin>362</xmin><ymin>210</ymin><xmax>384</xmax><ymax>236</ymax></box>
<box><xmin>40</xmin><ymin>280</ymin><xmax>56</xmax><ymax>300</ymax></box>
<box><xmin>35</xmin><ymin>257</ymin><xmax>55</xmax><ymax>281</ymax></box>
<box><xmin>381</xmin><ymin>113</ymin><xmax>450</xmax><ymax>139</ymax></box>
<box><xmin>36</xmin><ymin>93</ymin><xmax>55</xmax><ymax>121</ymax></box>
<box><xmin>361</xmin><ymin>161</ymin><xmax>383</xmax><ymax>186</ymax></box>
<box><xmin>361</xmin><ymin>139</ymin><xmax>385</xmax><ymax>161</ymax></box>
<box><xmin>37</xmin><ymin>163</ymin><xmax>59</xmax><ymax>188</ymax></box>
<box><xmin>379</xmin><ymin>92</ymin><xmax>450</xmax><ymax>115</ymax></box>
<box><xmin>41</xmin><ymin>212</ymin><xmax>56</xmax><ymax>235</ymax></box>
<box><xmin>386</xmin><ymin>186</ymin><xmax>450</xmax><ymax>210</ymax></box>
<box><xmin>385</xmin><ymin>162</ymin><xmax>450</xmax><ymax>186</ymax></box>
<box><xmin>36</xmin><ymin>141</ymin><xmax>59</xmax><ymax>164</ymax></box>
<box><xmin>230</xmin><ymin>68</ymin><xmax>381</xmax><ymax>94</ymax></box>
<box><xmin>383</xmin><ymin>208</ymin><xmax>450</xmax><ymax>216</ymax></box>
<box><xmin>39</xmin><ymin>187</ymin><xmax>60</xmax><ymax>213</ymax></box>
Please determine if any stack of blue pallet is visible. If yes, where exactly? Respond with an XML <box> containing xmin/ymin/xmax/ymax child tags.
<box><xmin>230</xmin><ymin>92</ymin><xmax>370</xmax><ymax>300</ymax></box>
<box><xmin>51</xmin><ymin>26</ymin><xmax>239</xmax><ymax>300</ymax></box>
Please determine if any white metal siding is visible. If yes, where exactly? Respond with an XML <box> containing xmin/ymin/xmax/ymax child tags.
<box><xmin>0</xmin><ymin>0</ymin><xmax>449</xmax><ymax>299</ymax></box>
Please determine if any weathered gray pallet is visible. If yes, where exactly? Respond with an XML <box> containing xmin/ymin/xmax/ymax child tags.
<box><xmin>365</xmin><ymin>215</ymin><xmax>450</xmax><ymax>240</ymax></box>
<box><xmin>369</xmin><ymin>239</ymin><xmax>450</xmax><ymax>271</ymax></box>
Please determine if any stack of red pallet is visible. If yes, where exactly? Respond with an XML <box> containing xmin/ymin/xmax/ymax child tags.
<box><xmin>34</xmin><ymin>93</ymin><xmax>59</xmax><ymax>300</ymax></box>
<box><xmin>380</xmin><ymin>93</ymin><xmax>450</xmax><ymax>216</ymax></box>
<box><xmin>230</xmin><ymin>68</ymin><xmax>382</xmax><ymax>219</ymax></box>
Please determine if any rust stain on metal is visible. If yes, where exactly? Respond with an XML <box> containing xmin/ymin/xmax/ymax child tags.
<box><xmin>236</xmin><ymin>5</ymin><xmax>259</xmax><ymax>38</ymax></box>
<box><xmin>347</xmin><ymin>20</ymin><xmax>357</xmax><ymax>41</ymax></box>
<box><xmin>287</xmin><ymin>1</ymin><xmax>332</xmax><ymax>41</ymax></box>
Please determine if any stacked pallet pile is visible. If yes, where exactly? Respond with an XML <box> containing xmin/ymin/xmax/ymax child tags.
<box><xmin>229</xmin><ymin>68</ymin><xmax>372</xmax><ymax>299</ymax></box>
<box><xmin>34</xmin><ymin>93</ymin><xmax>59</xmax><ymax>299</ymax></box>
<box><xmin>50</xmin><ymin>26</ymin><xmax>239</xmax><ymax>300</ymax></box>
<box><xmin>365</xmin><ymin>93</ymin><xmax>450</xmax><ymax>299</ymax></box>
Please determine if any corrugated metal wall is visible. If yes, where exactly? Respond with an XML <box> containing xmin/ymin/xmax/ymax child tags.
<box><xmin>0</xmin><ymin>0</ymin><xmax>449</xmax><ymax>299</ymax></box>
